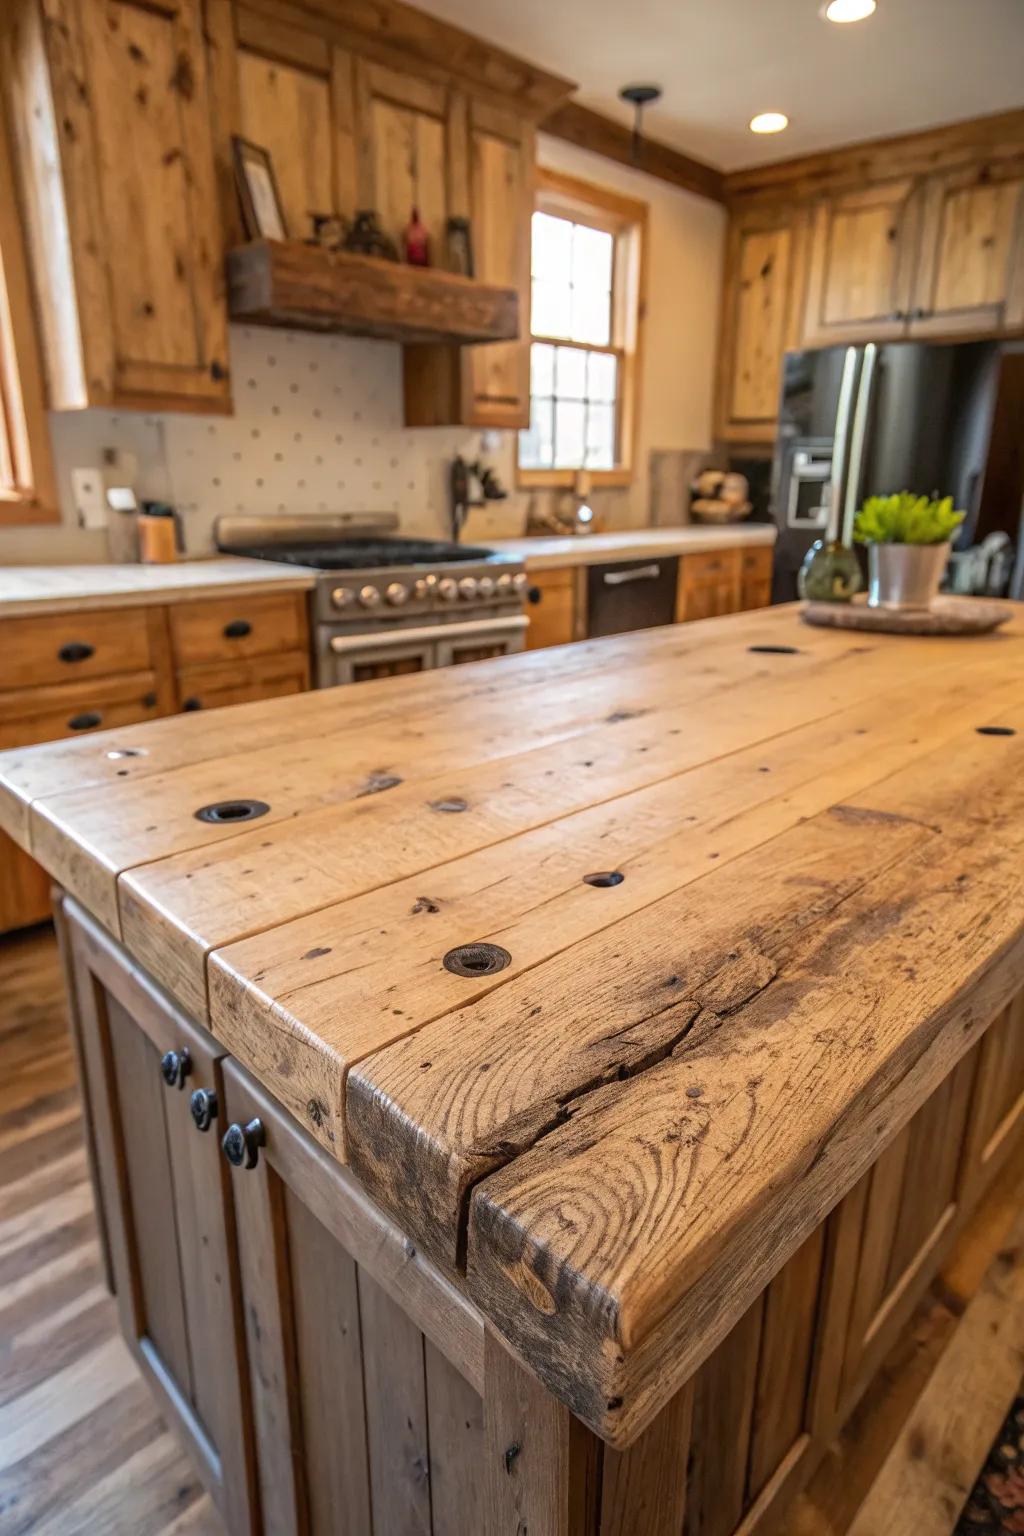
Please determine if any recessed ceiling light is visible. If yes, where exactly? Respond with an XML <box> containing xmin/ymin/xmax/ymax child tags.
<box><xmin>823</xmin><ymin>0</ymin><xmax>877</xmax><ymax>21</ymax></box>
<box><xmin>749</xmin><ymin>112</ymin><xmax>789</xmax><ymax>135</ymax></box>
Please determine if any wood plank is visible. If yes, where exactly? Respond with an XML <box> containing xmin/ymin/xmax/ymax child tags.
<box><xmin>543</xmin><ymin>100</ymin><xmax>724</xmax><ymax>204</ymax></box>
<box><xmin>348</xmin><ymin>709</ymin><xmax>1024</xmax><ymax>1445</ymax></box>
<box><xmin>213</xmin><ymin>662</ymin><xmax>1024</xmax><ymax>1158</ymax></box>
<box><xmin>358</xmin><ymin>1269</ymin><xmax>432</xmax><ymax>1535</ymax></box>
<box><xmin>598</xmin><ymin>1380</ymin><xmax>692</xmax><ymax>1536</ymax></box>
<box><xmin>425</xmin><ymin>1340</ymin><xmax>484</xmax><ymax>1536</ymax></box>
<box><xmin>686</xmin><ymin>1296</ymin><xmax>764</xmax><ymax>1536</ymax></box>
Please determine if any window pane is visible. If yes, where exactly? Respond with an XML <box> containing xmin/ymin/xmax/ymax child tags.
<box><xmin>532</xmin><ymin>278</ymin><xmax>570</xmax><ymax>340</ymax></box>
<box><xmin>554</xmin><ymin>400</ymin><xmax>585</xmax><ymax>468</ymax></box>
<box><xmin>519</xmin><ymin>396</ymin><xmax>554</xmax><ymax>469</ymax></box>
<box><xmin>531</xmin><ymin>342</ymin><xmax>555</xmax><ymax>396</ymax></box>
<box><xmin>587</xmin><ymin>351</ymin><xmax>618</xmax><ymax>403</ymax></box>
<box><xmin>570</xmin><ymin>285</ymin><xmax>611</xmax><ymax>346</ymax></box>
<box><xmin>585</xmin><ymin>403</ymin><xmax>616</xmax><ymax>470</ymax></box>
<box><xmin>572</xmin><ymin>224</ymin><xmax>613</xmax><ymax>295</ymax></box>
<box><xmin>554</xmin><ymin>345</ymin><xmax>586</xmax><ymax>400</ymax></box>
<box><xmin>531</xmin><ymin>211</ymin><xmax>572</xmax><ymax>283</ymax></box>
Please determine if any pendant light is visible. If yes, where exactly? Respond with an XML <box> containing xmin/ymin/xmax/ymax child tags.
<box><xmin>619</xmin><ymin>84</ymin><xmax>663</xmax><ymax>162</ymax></box>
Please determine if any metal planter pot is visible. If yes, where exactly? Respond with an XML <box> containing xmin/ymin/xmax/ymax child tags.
<box><xmin>867</xmin><ymin>541</ymin><xmax>951</xmax><ymax>610</ymax></box>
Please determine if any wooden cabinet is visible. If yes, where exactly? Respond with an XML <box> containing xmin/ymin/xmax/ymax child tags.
<box><xmin>910</xmin><ymin>167</ymin><xmax>1024</xmax><ymax>337</ymax></box>
<box><xmin>524</xmin><ymin>567</ymin><xmax>577</xmax><ymax>650</ymax></box>
<box><xmin>676</xmin><ymin>548</ymin><xmax>742</xmax><ymax>623</ymax></box>
<box><xmin>5</xmin><ymin>0</ymin><xmax>229</xmax><ymax>412</ymax></box>
<box><xmin>64</xmin><ymin>903</ymin><xmax>257</xmax><ymax>1535</ymax></box>
<box><xmin>802</xmin><ymin>179</ymin><xmax>921</xmax><ymax>346</ymax></box>
<box><xmin>715</xmin><ymin>206</ymin><xmax>806</xmax><ymax>443</ymax></box>
<box><xmin>0</xmin><ymin>589</ymin><xmax>311</xmax><ymax>933</ymax></box>
<box><xmin>739</xmin><ymin>545</ymin><xmax>774</xmax><ymax>611</ymax></box>
<box><xmin>220</xmin><ymin>1058</ymin><xmax>485</xmax><ymax>1536</ymax></box>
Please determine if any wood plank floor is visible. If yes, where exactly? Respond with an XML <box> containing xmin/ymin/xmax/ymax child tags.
<box><xmin>0</xmin><ymin>922</ymin><xmax>223</xmax><ymax>1535</ymax></box>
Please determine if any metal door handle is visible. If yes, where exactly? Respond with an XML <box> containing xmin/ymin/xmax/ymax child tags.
<box><xmin>329</xmin><ymin>615</ymin><xmax>528</xmax><ymax>654</ymax></box>
<box><xmin>160</xmin><ymin>1048</ymin><xmax>192</xmax><ymax>1090</ymax></box>
<box><xmin>223</xmin><ymin>1118</ymin><xmax>265</xmax><ymax>1169</ymax></box>
<box><xmin>190</xmin><ymin>1088</ymin><xmax>218</xmax><ymax>1132</ymax></box>
<box><xmin>603</xmin><ymin>564</ymin><xmax>661</xmax><ymax>585</ymax></box>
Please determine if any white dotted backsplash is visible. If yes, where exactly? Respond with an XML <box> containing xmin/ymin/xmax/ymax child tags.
<box><xmin>46</xmin><ymin>326</ymin><xmax>523</xmax><ymax>556</ymax></box>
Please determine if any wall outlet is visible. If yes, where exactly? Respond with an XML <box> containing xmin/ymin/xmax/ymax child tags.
<box><xmin>71</xmin><ymin>467</ymin><xmax>108</xmax><ymax>529</ymax></box>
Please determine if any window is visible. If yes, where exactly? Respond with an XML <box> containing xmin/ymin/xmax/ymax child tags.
<box><xmin>0</xmin><ymin>75</ymin><xmax>56</xmax><ymax>524</ymax></box>
<box><xmin>518</xmin><ymin>169</ymin><xmax>646</xmax><ymax>489</ymax></box>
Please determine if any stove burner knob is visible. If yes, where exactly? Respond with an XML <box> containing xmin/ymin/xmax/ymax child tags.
<box><xmin>412</xmin><ymin>578</ymin><xmax>429</xmax><ymax>600</ymax></box>
<box><xmin>512</xmin><ymin>572</ymin><xmax>528</xmax><ymax>593</ymax></box>
<box><xmin>496</xmin><ymin>573</ymin><xmax>513</xmax><ymax>593</ymax></box>
<box><xmin>458</xmin><ymin>576</ymin><xmax>478</xmax><ymax>600</ymax></box>
<box><xmin>385</xmin><ymin>581</ymin><xmax>409</xmax><ymax>606</ymax></box>
<box><xmin>332</xmin><ymin>586</ymin><xmax>355</xmax><ymax>609</ymax></box>
<box><xmin>437</xmin><ymin>577</ymin><xmax>458</xmax><ymax>602</ymax></box>
<box><xmin>476</xmin><ymin>576</ymin><xmax>495</xmax><ymax>599</ymax></box>
<box><xmin>358</xmin><ymin>584</ymin><xmax>382</xmax><ymax>608</ymax></box>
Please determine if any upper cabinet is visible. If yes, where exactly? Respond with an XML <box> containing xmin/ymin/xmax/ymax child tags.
<box><xmin>715</xmin><ymin>205</ymin><xmax>806</xmax><ymax>443</ymax></box>
<box><xmin>716</xmin><ymin>114</ymin><xmax>1024</xmax><ymax>444</ymax></box>
<box><xmin>802</xmin><ymin>178</ymin><xmax>920</xmax><ymax>345</ymax></box>
<box><xmin>909</xmin><ymin>166</ymin><xmax>1024</xmax><ymax>337</ymax></box>
<box><xmin>4</xmin><ymin>0</ymin><xmax>230</xmax><ymax>412</ymax></box>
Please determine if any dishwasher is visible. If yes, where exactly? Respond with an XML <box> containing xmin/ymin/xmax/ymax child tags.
<box><xmin>586</xmin><ymin>555</ymin><xmax>680</xmax><ymax>637</ymax></box>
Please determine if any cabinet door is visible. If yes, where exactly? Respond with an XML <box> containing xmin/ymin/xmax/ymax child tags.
<box><xmin>462</xmin><ymin>101</ymin><xmax>533</xmax><ymax>428</ymax></box>
<box><xmin>66</xmin><ymin>905</ymin><xmax>257</xmax><ymax>1535</ymax></box>
<box><xmin>525</xmin><ymin>567</ymin><xmax>576</xmax><ymax>649</ymax></box>
<box><xmin>221</xmin><ymin>1058</ymin><xmax>485</xmax><ymax>1536</ymax></box>
<box><xmin>803</xmin><ymin>180</ymin><xmax>921</xmax><ymax>345</ymax></box>
<box><xmin>739</xmin><ymin>546</ymin><xmax>775</xmax><ymax>612</ymax></box>
<box><xmin>176</xmin><ymin>651</ymin><xmax>310</xmax><ymax>712</ymax></box>
<box><xmin>716</xmin><ymin>209</ymin><xmax>805</xmax><ymax>444</ymax></box>
<box><xmin>66</xmin><ymin>0</ymin><xmax>229</xmax><ymax>408</ymax></box>
<box><xmin>676</xmin><ymin>550</ymin><xmax>742</xmax><ymax>623</ymax></box>
<box><xmin>909</xmin><ymin>168</ymin><xmax>1024</xmax><ymax>337</ymax></box>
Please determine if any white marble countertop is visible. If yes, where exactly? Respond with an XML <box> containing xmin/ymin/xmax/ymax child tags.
<box><xmin>488</xmin><ymin>524</ymin><xmax>776</xmax><ymax>570</ymax></box>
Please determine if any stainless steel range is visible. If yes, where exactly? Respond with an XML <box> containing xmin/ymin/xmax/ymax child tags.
<box><xmin>215</xmin><ymin>513</ymin><xmax>528</xmax><ymax>686</ymax></box>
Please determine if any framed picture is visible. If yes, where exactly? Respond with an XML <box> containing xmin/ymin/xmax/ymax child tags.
<box><xmin>233</xmin><ymin>137</ymin><xmax>287</xmax><ymax>242</ymax></box>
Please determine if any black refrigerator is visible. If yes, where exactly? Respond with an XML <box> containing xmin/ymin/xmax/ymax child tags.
<box><xmin>769</xmin><ymin>339</ymin><xmax>1024</xmax><ymax>602</ymax></box>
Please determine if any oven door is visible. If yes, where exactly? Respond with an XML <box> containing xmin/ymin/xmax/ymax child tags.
<box><xmin>434</xmin><ymin>614</ymin><xmax>529</xmax><ymax>667</ymax></box>
<box><xmin>321</xmin><ymin>628</ymin><xmax>438</xmax><ymax>687</ymax></box>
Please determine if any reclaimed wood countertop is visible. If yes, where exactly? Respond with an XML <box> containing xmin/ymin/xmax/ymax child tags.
<box><xmin>0</xmin><ymin>557</ymin><xmax>315</xmax><ymax>616</ymax></box>
<box><xmin>490</xmin><ymin>522</ymin><xmax>776</xmax><ymax>570</ymax></box>
<box><xmin>2</xmin><ymin>601</ymin><xmax>1023</xmax><ymax>1448</ymax></box>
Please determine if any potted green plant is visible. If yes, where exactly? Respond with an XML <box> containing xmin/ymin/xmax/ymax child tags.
<box><xmin>853</xmin><ymin>493</ymin><xmax>965</xmax><ymax>611</ymax></box>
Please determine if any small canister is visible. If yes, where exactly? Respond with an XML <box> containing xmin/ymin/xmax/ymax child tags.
<box><xmin>137</xmin><ymin>502</ymin><xmax>182</xmax><ymax>564</ymax></box>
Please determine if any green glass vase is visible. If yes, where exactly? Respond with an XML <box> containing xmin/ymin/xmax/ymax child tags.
<box><xmin>798</xmin><ymin>540</ymin><xmax>862</xmax><ymax>603</ymax></box>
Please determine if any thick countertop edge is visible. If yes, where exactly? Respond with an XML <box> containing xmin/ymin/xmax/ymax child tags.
<box><xmin>488</xmin><ymin>524</ymin><xmax>777</xmax><ymax>569</ymax></box>
<box><xmin>0</xmin><ymin>557</ymin><xmax>316</xmax><ymax>617</ymax></box>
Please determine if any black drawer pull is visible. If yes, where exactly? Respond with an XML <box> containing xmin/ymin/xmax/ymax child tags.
<box><xmin>223</xmin><ymin>619</ymin><xmax>252</xmax><ymax>639</ymax></box>
<box><xmin>68</xmin><ymin>711</ymin><xmax>102</xmax><ymax>731</ymax></box>
<box><xmin>190</xmin><ymin>1087</ymin><xmax>218</xmax><ymax>1132</ymax></box>
<box><xmin>58</xmin><ymin>640</ymin><xmax>95</xmax><ymax>664</ymax></box>
<box><xmin>223</xmin><ymin>1118</ymin><xmax>265</xmax><ymax>1169</ymax></box>
<box><xmin>160</xmin><ymin>1048</ymin><xmax>192</xmax><ymax>1090</ymax></box>
<box><xmin>182</xmin><ymin>697</ymin><xmax>202</xmax><ymax>711</ymax></box>
<box><xmin>526</xmin><ymin>586</ymin><xmax>542</xmax><ymax>605</ymax></box>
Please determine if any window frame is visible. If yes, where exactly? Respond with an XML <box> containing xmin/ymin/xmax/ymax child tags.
<box><xmin>0</xmin><ymin>61</ymin><xmax>56</xmax><ymax>526</ymax></box>
<box><xmin>518</xmin><ymin>167</ymin><xmax>647</xmax><ymax>491</ymax></box>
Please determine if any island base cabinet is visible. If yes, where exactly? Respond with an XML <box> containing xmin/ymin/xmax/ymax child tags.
<box><xmin>63</xmin><ymin>903</ymin><xmax>258</xmax><ymax>1536</ymax></box>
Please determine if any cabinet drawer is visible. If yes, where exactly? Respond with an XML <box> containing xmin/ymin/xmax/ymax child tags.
<box><xmin>681</xmin><ymin>549</ymin><xmax>742</xmax><ymax>588</ymax></box>
<box><xmin>177</xmin><ymin>651</ymin><xmax>310</xmax><ymax>712</ymax></box>
<box><xmin>741</xmin><ymin>546</ymin><xmax>774</xmax><ymax>580</ymax></box>
<box><xmin>0</xmin><ymin>608</ymin><xmax>155</xmax><ymax>690</ymax></box>
<box><xmin>170</xmin><ymin>592</ymin><xmax>306</xmax><ymax>667</ymax></box>
<box><xmin>525</xmin><ymin>569</ymin><xmax>576</xmax><ymax>651</ymax></box>
<box><xmin>0</xmin><ymin>672</ymin><xmax>163</xmax><ymax>750</ymax></box>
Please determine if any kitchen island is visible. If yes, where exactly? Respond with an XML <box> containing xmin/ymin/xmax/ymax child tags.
<box><xmin>2</xmin><ymin>602</ymin><xmax>1023</xmax><ymax>1536</ymax></box>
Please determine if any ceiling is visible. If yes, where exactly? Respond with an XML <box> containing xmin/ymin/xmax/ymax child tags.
<box><xmin>414</xmin><ymin>0</ymin><xmax>1024</xmax><ymax>172</ymax></box>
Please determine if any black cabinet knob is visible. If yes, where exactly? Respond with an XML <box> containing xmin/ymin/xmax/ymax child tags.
<box><xmin>223</xmin><ymin>619</ymin><xmax>252</xmax><ymax>639</ymax></box>
<box><xmin>160</xmin><ymin>1047</ymin><xmax>192</xmax><ymax>1090</ymax></box>
<box><xmin>69</xmin><ymin>711</ymin><xmax>102</xmax><ymax>731</ymax></box>
<box><xmin>526</xmin><ymin>585</ymin><xmax>542</xmax><ymax>605</ymax></box>
<box><xmin>210</xmin><ymin>359</ymin><xmax>226</xmax><ymax>382</ymax></box>
<box><xmin>58</xmin><ymin>640</ymin><xmax>95</xmax><ymax>663</ymax></box>
<box><xmin>190</xmin><ymin>1087</ymin><xmax>218</xmax><ymax>1132</ymax></box>
<box><xmin>182</xmin><ymin>697</ymin><xmax>202</xmax><ymax>711</ymax></box>
<box><xmin>222</xmin><ymin>1117</ymin><xmax>265</xmax><ymax>1169</ymax></box>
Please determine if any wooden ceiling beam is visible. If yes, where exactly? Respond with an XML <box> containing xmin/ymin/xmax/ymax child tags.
<box><xmin>542</xmin><ymin>100</ymin><xmax>726</xmax><ymax>204</ymax></box>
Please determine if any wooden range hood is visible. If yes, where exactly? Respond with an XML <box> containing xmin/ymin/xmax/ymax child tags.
<box><xmin>227</xmin><ymin>240</ymin><xmax>519</xmax><ymax>345</ymax></box>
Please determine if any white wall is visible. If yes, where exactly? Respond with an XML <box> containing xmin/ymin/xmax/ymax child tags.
<box><xmin>0</xmin><ymin>135</ymin><xmax>725</xmax><ymax>564</ymax></box>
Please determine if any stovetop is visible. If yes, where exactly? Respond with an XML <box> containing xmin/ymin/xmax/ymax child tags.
<box><xmin>233</xmin><ymin>537</ymin><xmax>501</xmax><ymax>571</ymax></box>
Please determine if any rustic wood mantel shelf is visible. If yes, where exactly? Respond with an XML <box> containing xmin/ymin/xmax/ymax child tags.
<box><xmin>226</xmin><ymin>239</ymin><xmax>520</xmax><ymax>344</ymax></box>
<box><xmin>4</xmin><ymin>603</ymin><xmax>1024</xmax><ymax>1535</ymax></box>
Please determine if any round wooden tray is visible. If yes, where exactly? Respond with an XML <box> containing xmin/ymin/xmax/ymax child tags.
<box><xmin>801</xmin><ymin>595</ymin><xmax>1012</xmax><ymax>636</ymax></box>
